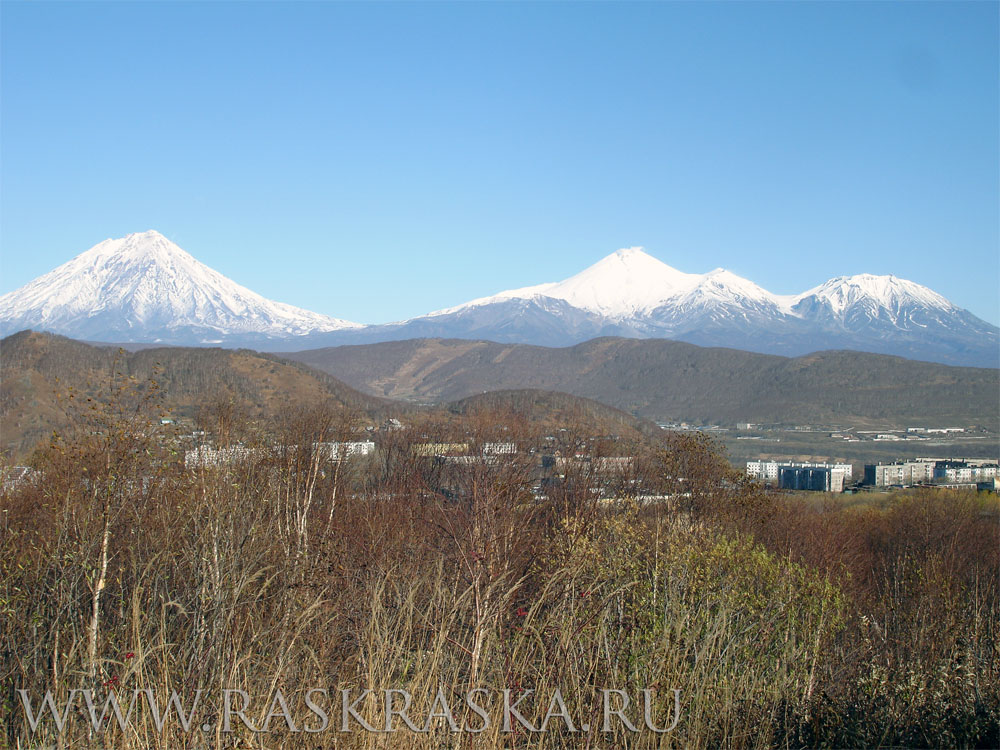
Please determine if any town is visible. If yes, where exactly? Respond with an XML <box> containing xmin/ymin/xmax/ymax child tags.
<box><xmin>746</xmin><ymin>457</ymin><xmax>999</xmax><ymax>493</ymax></box>
<box><xmin>6</xmin><ymin>412</ymin><xmax>997</xmax><ymax>499</ymax></box>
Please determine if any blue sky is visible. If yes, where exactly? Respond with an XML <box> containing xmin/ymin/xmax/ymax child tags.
<box><xmin>2</xmin><ymin>1</ymin><xmax>997</xmax><ymax>325</ymax></box>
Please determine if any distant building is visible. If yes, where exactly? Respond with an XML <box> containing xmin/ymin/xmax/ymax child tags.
<box><xmin>779</xmin><ymin>466</ymin><xmax>845</xmax><ymax>493</ymax></box>
<box><xmin>412</xmin><ymin>443</ymin><xmax>469</xmax><ymax>457</ymax></box>
<box><xmin>185</xmin><ymin>440</ymin><xmax>375</xmax><ymax>469</ymax></box>
<box><xmin>864</xmin><ymin>461</ymin><xmax>935</xmax><ymax>487</ymax></box>
<box><xmin>934</xmin><ymin>461</ymin><xmax>997</xmax><ymax>483</ymax></box>
<box><xmin>2</xmin><ymin>466</ymin><xmax>36</xmax><ymax>492</ymax></box>
<box><xmin>315</xmin><ymin>441</ymin><xmax>375</xmax><ymax>461</ymax></box>
<box><xmin>435</xmin><ymin>455</ymin><xmax>491</xmax><ymax>466</ymax></box>
<box><xmin>863</xmin><ymin>459</ymin><xmax>997</xmax><ymax>487</ymax></box>
<box><xmin>748</xmin><ymin>461</ymin><xmax>852</xmax><ymax>483</ymax></box>
<box><xmin>747</xmin><ymin>460</ymin><xmax>780</xmax><ymax>481</ymax></box>
<box><xmin>482</xmin><ymin>442</ymin><xmax>517</xmax><ymax>455</ymax></box>
<box><xmin>184</xmin><ymin>445</ymin><xmax>255</xmax><ymax>469</ymax></box>
<box><xmin>592</xmin><ymin>457</ymin><xmax>635</xmax><ymax>472</ymax></box>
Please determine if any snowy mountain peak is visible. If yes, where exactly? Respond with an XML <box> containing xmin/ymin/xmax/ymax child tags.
<box><xmin>403</xmin><ymin>246</ymin><xmax>996</xmax><ymax>366</ymax></box>
<box><xmin>2</xmin><ymin>235</ymin><xmax>996</xmax><ymax>367</ymax></box>
<box><xmin>83</xmin><ymin>230</ymin><xmax>179</xmax><ymax>260</ymax></box>
<box><xmin>546</xmin><ymin>247</ymin><xmax>701</xmax><ymax>317</ymax></box>
<box><xmin>681</xmin><ymin>268</ymin><xmax>782</xmax><ymax>307</ymax></box>
<box><xmin>105</xmin><ymin>229</ymin><xmax>169</xmax><ymax>245</ymax></box>
<box><xmin>432</xmin><ymin>248</ymin><xmax>778</xmax><ymax>320</ymax></box>
<box><xmin>424</xmin><ymin>246</ymin><xmax>700</xmax><ymax>319</ymax></box>
<box><xmin>612</xmin><ymin>246</ymin><xmax>650</xmax><ymax>259</ymax></box>
<box><xmin>796</xmin><ymin>273</ymin><xmax>955</xmax><ymax>318</ymax></box>
<box><xmin>0</xmin><ymin>231</ymin><xmax>362</xmax><ymax>345</ymax></box>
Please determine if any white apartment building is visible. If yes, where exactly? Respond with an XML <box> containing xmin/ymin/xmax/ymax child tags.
<box><xmin>315</xmin><ymin>441</ymin><xmax>376</xmax><ymax>461</ymax></box>
<box><xmin>747</xmin><ymin>460</ymin><xmax>852</xmax><ymax>482</ymax></box>
<box><xmin>866</xmin><ymin>461</ymin><xmax>935</xmax><ymax>486</ymax></box>
<box><xmin>184</xmin><ymin>445</ymin><xmax>255</xmax><ymax>469</ymax></box>
<box><xmin>934</xmin><ymin>462</ymin><xmax>998</xmax><ymax>483</ymax></box>
<box><xmin>864</xmin><ymin>459</ymin><xmax>996</xmax><ymax>487</ymax></box>
<box><xmin>747</xmin><ymin>460</ymin><xmax>780</xmax><ymax>481</ymax></box>
<box><xmin>482</xmin><ymin>442</ymin><xmax>517</xmax><ymax>455</ymax></box>
<box><xmin>186</xmin><ymin>441</ymin><xmax>375</xmax><ymax>469</ymax></box>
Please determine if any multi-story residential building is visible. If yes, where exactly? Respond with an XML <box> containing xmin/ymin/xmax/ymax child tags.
<box><xmin>315</xmin><ymin>441</ymin><xmax>376</xmax><ymax>461</ymax></box>
<box><xmin>746</xmin><ymin>460</ymin><xmax>780</xmax><ymax>481</ymax></box>
<box><xmin>864</xmin><ymin>459</ymin><xmax>997</xmax><ymax>487</ymax></box>
<box><xmin>748</xmin><ymin>460</ymin><xmax>852</xmax><ymax>482</ymax></box>
<box><xmin>864</xmin><ymin>461</ymin><xmax>935</xmax><ymax>486</ymax></box>
<box><xmin>934</xmin><ymin>461</ymin><xmax>998</xmax><ymax>483</ymax></box>
<box><xmin>593</xmin><ymin>456</ymin><xmax>635</xmax><ymax>472</ymax></box>
<box><xmin>186</xmin><ymin>441</ymin><xmax>376</xmax><ymax>469</ymax></box>
<box><xmin>184</xmin><ymin>445</ymin><xmax>255</xmax><ymax>469</ymax></box>
<box><xmin>778</xmin><ymin>466</ymin><xmax>846</xmax><ymax>493</ymax></box>
<box><xmin>482</xmin><ymin>442</ymin><xmax>517</xmax><ymax>455</ymax></box>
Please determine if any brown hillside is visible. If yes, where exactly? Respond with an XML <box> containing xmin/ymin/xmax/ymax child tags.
<box><xmin>283</xmin><ymin>337</ymin><xmax>1000</xmax><ymax>428</ymax></box>
<box><xmin>0</xmin><ymin>330</ymin><xmax>399</xmax><ymax>458</ymax></box>
<box><xmin>448</xmin><ymin>388</ymin><xmax>664</xmax><ymax>441</ymax></box>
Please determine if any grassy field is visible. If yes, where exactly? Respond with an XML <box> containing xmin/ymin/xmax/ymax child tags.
<box><xmin>2</xmin><ymin>380</ymin><xmax>998</xmax><ymax>748</ymax></box>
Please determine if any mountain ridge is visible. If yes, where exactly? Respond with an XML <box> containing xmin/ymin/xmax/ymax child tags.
<box><xmin>1</xmin><ymin>232</ymin><xmax>996</xmax><ymax>366</ymax></box>
<box><xmin>0</xmin><ymin>329</ymin><xmax>398</xmax><ymax>458</ymax></box>
<box><xmin>0</xmin><ymin>331</ymin><xmax>660</xmax><ymax>459</ymax></box>
<box><xmin>282</xmin><ymin>336</ymin><xmax>1000</xmax><ymax>429</ymax></box>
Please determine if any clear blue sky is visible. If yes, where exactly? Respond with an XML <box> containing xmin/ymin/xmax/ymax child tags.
<box><xmin>2</xmin><ymin>1</ymin><xmax>997</xmax><ymax>325</ymax></box>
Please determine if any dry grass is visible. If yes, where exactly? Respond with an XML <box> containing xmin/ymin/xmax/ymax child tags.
<box><xmin>1</xmin><ymin>381</ymin><xmax>997</xmax><ymax>748</ymax></box>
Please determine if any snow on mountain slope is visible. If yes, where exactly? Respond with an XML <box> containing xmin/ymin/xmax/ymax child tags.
<box><xmin>424</xmin><ymin>282</ymin><xmax>559</xmax><ymax>318</ymax></box>
<box><xmin>665</xmin><ymin>268</ymin><xmax>789</xmax><ymax>315</ymax></box>
<box><xmin>427</xmin><ymin>247</ymin><xmax>756</xmax><ymax>319</ymax></box>
<box><xmin>369</xmin><ymin>247</ymin><xmax>996</xmax><ymax>367</ymax></box>
<box><xmin>0</xmin><ymin>231</ymin><xmax>361</xmax><ymax>344</ymax></box>
<box><xmin>423</xmin><ymin>246</ymin><xmax>695</xmax><ymax>319</ymax></box>
<box><xmin>542</xmin><ymin>247</ymin><xmax>701</xmax><ymax>317</ymax></box>
<box><xmin>421</xmin><ymin>248</ymin><xmax>989</xmax><ymax>336</ymax></box>
<box><xmin>2</xmin><ymin>234</ymin><xmax>995</xmax><ymax>367</ymax></box>
<box><xmin>792</xmin><ymin>274</ymin><xmax>955</xmax><ymax>325</ymax></box>
<box><xmin>429</xmin><ymin>247</ymin><xmax>788</xmax><ymax>321</ymax></box>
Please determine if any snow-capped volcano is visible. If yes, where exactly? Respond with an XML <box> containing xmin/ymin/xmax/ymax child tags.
<box><xmin>339</xmin><ymin>247</ymin><xmax>997</xmax><ymax>367</ymax></box>
<box><xmin>530</xmin><ymin>247</ymin><xmax>700</xmax><ymax>317</ymax></box>
<box><xmin>406</xmin><ymin>248</ymin><xmax>805</xmax><ymax>347</ymax></box>
<box><xmin>427</xmin><ymin>248</ymin><xmax>769</xmax><ymax>319</ymax></box>
<box><xmin>1</xmin><ymin>235</ymin><xmax>995</xmax><ymax>367</ymax></box>
<box><xmin>0</xmin><ymin>231</ymin><xmax>361</xmax><ymax>345</ymax></box>
<box><xmin>792</xmin><ymin>274</ymin><xmax>957</xmax><ymax>327</ymax></box>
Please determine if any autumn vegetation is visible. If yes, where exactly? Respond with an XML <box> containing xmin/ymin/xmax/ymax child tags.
<box><xmin>1</xmin><ymin>371</ymin><xmax>998</xmax><ymax>749</ymax></box>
